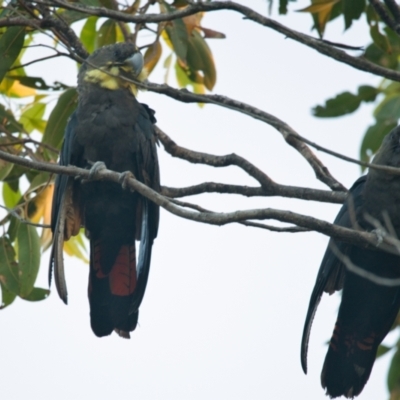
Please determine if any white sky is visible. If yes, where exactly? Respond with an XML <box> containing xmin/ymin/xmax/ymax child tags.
<box><xmin>0</xmin><ymin>1</ymin><xmax>395</xmax><ymax>399</ymax></box>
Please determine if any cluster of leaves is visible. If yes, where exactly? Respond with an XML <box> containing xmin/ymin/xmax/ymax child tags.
<box><xmin>0</xmin><ymin>0</ymin><xmax>224</xmax><ymax>308</ymax></box>
<box><xmin>288</xmin><ymin>0</ymin><xmax>400</xmax><ymax>167</ymax></box>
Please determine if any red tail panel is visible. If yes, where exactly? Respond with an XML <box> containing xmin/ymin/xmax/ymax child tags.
<box><xmin>109</xmin><ymin>244</ymin><xmax>137</xmax><ymax>296</ymax></box>
<box><xmin>92</xmin><ymin>241</ymin><xmax>137</xmax><ymax>296</ymax></box>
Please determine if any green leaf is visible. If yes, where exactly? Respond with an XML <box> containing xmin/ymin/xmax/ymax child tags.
<box><xmin>0</xmin><ymin>282</ymin><xmax>16</xmax><ymax>309</ymax></box>
<box><xmin>96</xmin><ymin>19</ymin><xmax>116</xmax><ymax>49</ymax></box>
<box><xmin>80</xmin><ymin>16</ymin><xmax>98</xmax><ymax>53</ymax></box>
<box><xmin>28</xmin><ymin>172</ymin><xmax>51</xmax><ymax>193</ymax></box>
<box><xmin>374</xmin><ymin>95</ymin><xmax>400</xmax><ymax>121</ymax></box>
<box><xmin>164</xmin><ymin>3</ymin><xmax>189</xmax><ymax>63</ymax></box>
<box><xmin>16</xmin><ymin>223</ymin><xmax>40</xmax><ymax>298</ymax></box>
<box><xmin>357</xmin><ymin>85</ymin><xmax>379</xmax><ymax>102</ymax></box>
<box><xmin>364</xmin><ymin>42</ymin><xmax>398</xmax><ymax>69</ymax></box>
<box><xmin>0</xmin><ymin>104</ymin><xmax>23</xmax><ymax>133</ymax></box>
<box><xmin>376</xmin><ymin>344</ymin><xmax>392</xmax><ymax>359</ymax></box>
<box><xmin>175</xmin><ymin>61</ymin><xmax>205</xmax><ymax>104</ymax></box>
<box><xmin>313</xmin><ymin>92</ymin><xmax>361</xmax><ymax>117</ymax></box>
<box><xmin>186</xmin><ymin>30</ymin><xmax>216</xmax><ymax>91</ymax></box>
<box><xmin>370</xmin><ymin>24</ymin><xmax>391</xmax><ymax>54</ymax></box>
<box><xmin>57</xmin><ymin>1</ymin><xmax>100</xmax><ymax>26</ymax></box>
<box><xmin>0</xmin><ymin>156</ymin><xmax>14</xmax><ymax>181</ymax></box>
<box><xmin>0</xmin><ymin>236</ymin><xmax>19</xmax><ymax>295</ymax></box>
<box><xmin>22</xmin><ymin>287</ymin><xmax>50</xmax><ymax>301</ymax></box>
<box><xmin>42</xmin><ymin>88</ymin><xmax>77</xmax><ymax>155</ymax></box>
<box><xmin>383</xmin><ymin>81</ymin><xmax>400</xmax><ymax>96</ymax></box>
<box><xmin>343</xmin><ymin>0</ymin><xmax>365</xmax><ymax>30</ymax></box>
<box><xmin>313</xmin><ymin>85</ymin><xmax>379</xmax><ymax>120</ymax></box>
<box><xmin>364</xmin><ymin>26</ymin><xmax>400</xmax><ymax>69</ymax></box>
<box><xmin>279</xmin><ymin>0</ymin><xmax>289</xmax><ymax>14</ymax></box>
<box><xmin>388</xmin><ymin>347</ymin><xmax>400</xmax><ymax>392</ymax></box>
<box><xmin>163</xmin><ymin>53</ymin><xmax>173</xmax><ymax>83</ymax></box>
<box><xmin>19</xmin><ymin>102</ymin><xmax>46</xmax><ymax>133</ymax></box>
<box><xmin>360</xmin><ymin>120</ymin><xmax>396</xmax><ymax>166</ymax></box>
<box><xmin>3</xmin><ymin>165</ymin><xmax>27</xmax><ymax>191</ymax></box>
<box><xmin>2</xmin><ymin>182</ymin><xmax>21</xmax><ymax>209</ymax></box>
<box><xmin>7</xmin><ymin>76</ymin><xmax>69</xmax><ymax>91</ymax></box>
<box><xmin>7</xmin><ymin>216</ymin><xmax>20</xmax><ymax>244</ymax></box>
<box><xmin>366</xmin><ymin>3</ymin><xmax>379</xmax><ymax>24</ymax></box>
<box><xmin>58</xmin><ymin>10</ymin><xmax>88</xmax><ymax>25</ymax></box>
<box><xmin>0</xmin><ymin>27</ymin><xmax>25</xmax><ymax>83</ymax></box>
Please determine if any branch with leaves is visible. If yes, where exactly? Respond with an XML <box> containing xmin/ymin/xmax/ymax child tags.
<box><xmin>3</xmin><ymin>0</ymin><xmax>400</xmax><ymax>393</ymax></box>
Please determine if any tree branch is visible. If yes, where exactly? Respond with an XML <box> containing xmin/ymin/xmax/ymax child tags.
<box><xmin>144</xmin><ymin>89</ymin><xmax>346</xmax><ymax>191</ymax></box>
<box><xmin>145</xmin><ymin>86</ymin><xmax>400</xmax><ymax>179</ymax></box>
<box><xmin>0</xmin><ymin>148</ymin><xmax>398</xmax><ymax>253</ymax></box>
<box><xmin>384</xmin><ymin>0</ymin><xmax>400</xmax><ymax>23</ymax></box>
<box><xmin>156</xmin><ymin>127</ymin><xmax>346</xmax><ymax>203</ymax></box>
<box><xmin>168</xmin><ymin>197</ymin><xmax>309</xmax><ymax>232</ymax></box>
<box><xmin>161</xmin><ymin>182</ymin><xmax>345</xmax><ymax>203</ymax></box>
<box><xmin>25</xmin><ymin>0</ymin><xmax>400</xmax><ymax>82</ymax></box>
<box><xmin>369</xmin><ymin>0</ymin><xmax>400</xmax><ymax>35</ymax></box>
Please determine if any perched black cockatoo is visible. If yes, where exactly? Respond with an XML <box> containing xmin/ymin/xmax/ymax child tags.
<box><xmin>49</xmin><ymin>42</ymin><xmax>160</xmax><ymax>338</ymax></box>
<box><xmin>301</xmin><ymin>126</ymin><xmax>400</xmax><ymax>398</ymax></box>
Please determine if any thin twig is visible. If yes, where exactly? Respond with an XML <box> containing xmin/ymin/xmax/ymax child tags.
<box><xmin>0</xmin><ymin>204</ymin><xmax>51</xmax><ymax>229</ymax></box>
<box><xmin>238</xmin><ymin>221</ymin><xmax>309</xmax><ymax>233</ymax></box>
<box><xmin>10</xmin><ymin>53</ymin><xmax>69</xmax><ymax>70</ymax></box>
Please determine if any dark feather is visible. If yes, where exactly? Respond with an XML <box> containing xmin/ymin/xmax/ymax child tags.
<box><xmin>301</xmin><ymin>176</ymin><xmax>367</xmax><ymax>373</ymax></box>
<box><xmin>302</xmin><ymin>126</ymin><xmax>400</xmax><ymax>398</ymax></box>
<box><xmin>49</xmin><ymin>111</ymin><xmax>81</xmax><ymax>304</ymax></box>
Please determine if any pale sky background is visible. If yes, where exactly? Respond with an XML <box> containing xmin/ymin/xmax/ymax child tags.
<box><xmin>0</xmin><ymin>1</ymin><xmax>395</xmax><ymax>399</ymax></box>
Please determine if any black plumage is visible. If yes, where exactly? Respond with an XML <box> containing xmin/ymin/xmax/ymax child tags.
<box><xmin>50</xmin><ymin>43</ymin><xmax>160</xmax><ymax>338</ymax></box>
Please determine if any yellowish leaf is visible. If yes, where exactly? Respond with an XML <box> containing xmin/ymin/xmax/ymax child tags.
<box><xmin>183</xmin><ymin>12</ymin><xmax>204</xmax><ymax>34</ymax></box>
<box><xmin>115</xmin><ymin>24</ymin><xmax>128</xmax><ymax>43</ymax></box>
<box><xmin>144</xmin><ymin>41</ymin><xmax>162</xmax><ymax>75</ymax></box>
<box><xmin>298</xmin><ymin>0</ymin><xmax>337</xmax><ymax>13</ymax></box>
<box><xmin>0</xmin><ymin>77</ymin><xmax>36</xmax><ymax>97</ymax></box>
<box><xmin>29</xmin><ymin>183</ymin><xmax>53</xmax><ymax>224</ymax></box>
<box><xmin>297</xmin><ymin>0</ymin><xmax>340</xmax><ymax>36</ymax></box>
<box><xmin>63</xmin><ymin>234</ymin><xmax>88</xmax><ymax>264</ymax></box>
<box><xmin>40</xmin><ymin>183</ymin><xmax>54</xmax><ymax>250</ymax></box>
<box><xmin>161</xmin><ymin>28</ymin><xmax>173</xmax><ymax>50</ymax></box>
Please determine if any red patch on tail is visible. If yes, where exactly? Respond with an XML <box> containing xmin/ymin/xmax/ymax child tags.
<box><xmin>92</xmin><ymin>242</ymin><xmax>137</xmax><ymax>296</ymax></box>
<box><xmin>109</xmin><ymin>244</ymin><xmax>137</xmax><ymax>296</ymax></box>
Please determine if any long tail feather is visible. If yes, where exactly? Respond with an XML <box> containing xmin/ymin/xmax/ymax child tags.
<box><xmin>49</xmin><ymin>190</ymin><xmax>68</xmax><ymax>304</ymax></box>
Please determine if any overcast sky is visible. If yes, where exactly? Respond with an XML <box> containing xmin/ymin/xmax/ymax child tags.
<box><xmin>0</xmin><ymin>1</ymin><xmax>393</xmax><ymax>399</ymax></box>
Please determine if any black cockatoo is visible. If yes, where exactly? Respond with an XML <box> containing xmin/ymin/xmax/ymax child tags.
<box><xmin>50</xmin><ymin>42</ymin><xmax>160</xmax><ymax>338</ymax></box>
<box><xmin>301</xmin><ymin>126</ymin><xmax>400</xmax><ymax>397</ymax></box>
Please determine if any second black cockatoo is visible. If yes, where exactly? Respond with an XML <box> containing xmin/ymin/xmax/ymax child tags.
<box><xmin>301</xmin><ymin>126</ymin><xmax>400</xmax><ymax>398</ymax></box>
<box><xmin>49</xmin><ymin>42</ymin><xmax>160</xmax><ymax>338</ymax></box>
